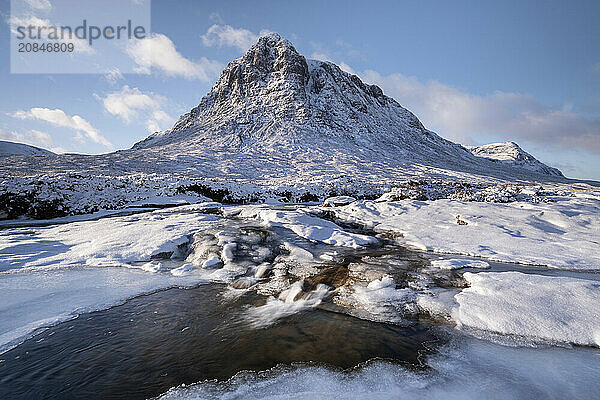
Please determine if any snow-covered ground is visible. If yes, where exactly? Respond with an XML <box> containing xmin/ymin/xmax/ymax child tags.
<box><xmin>0</xmin><ymin>183</ymin><xmax>599</xmax><ymax>400</ymax></box>
<box><xmin>2</xmin><ymin>185</ymin><xmax>599</xmax><ymax>354</ymax></box>
<box><xmin>0</xmin><ymin>207</ymin><xmax>219</xmax><ymax>271</ymax></box>
<box><xmin>454</xmin><ymin>272</ymin><xmax>600</xmax><ymax>346</ymax></box>
<box><xmin>0</xmin><ymin>140</ymin><xmax>53</xmax><ymax>156</ymax></box>
<box><xmin>238</xmin><ymin>206</ymin><xmax>377</xmax><ymax>248</ymax></box>
<box><xmin>330</xmin><ymin>187</ymin><xmax>600</xmax><ymax>270</ymax></box>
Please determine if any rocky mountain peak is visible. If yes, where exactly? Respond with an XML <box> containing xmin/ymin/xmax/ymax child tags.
<box><xmin>161</xmin><ymin>33</ymin><xmax>425</xmax><ymax>147</ymax></box>
<box><xmin>132</xmin><ymin>34</ymin><xmax>562</xmax><ymax>179</ymax></box>
<box><xmin>211</xmin><ymin>33</ymin><xmax>309</xmax><ymax>105</ymax></box>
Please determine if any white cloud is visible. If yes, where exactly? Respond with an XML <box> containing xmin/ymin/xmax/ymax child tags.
<box><xmin>309</xmin><ymin>40</ymin><xmax>362</xmax><ymax>75</ymax></box>
<box><xmin>28</xmin><ymin>129</ymin><xmax>52</xmax><ymax>146</ymax></box>
<box><xmin>361</xmin><ymin>70</ymin><xmax>600</xmax><ymax>153</ymax></box>
<box><xmin>201</xmin><ymin>24</ymin><xmax>260</xmax><ymax>51</ymax></box>
<box><xmin>310</xmin><ymin>49</ymin><xmax>357</xmax><ymax>75</ymax></box>
<box><xmin>338</xmin><ymin>62</ymin><xmax>356</xmax><ymax>75</ymax></box>
<box><xmin>310</xmin><ymin>53</ymin><xmax>356</xmax><ymax>75</ymax></box>
<box><xmin>9</xmin><ymin>16</ymin><xmax>94</xmax><ymax>54</ymax></box>
<box><xmin>99</xmin><ymin>85</ymin><xmax>174</xmax><ymax>132</ymax></box>
<box><xmin>12</xmin><ymin>107</ymin><xmax>112</xmax><ymax>148</ymax></box>
<box><xmin>24</xmin><ymin>0</ymin><xmax>52</xmax><ymax>11</ymax></box>
<box><xmin>126</xmin><ymin>33</ymin><xmax>222</xmax><ymax>80</ymax></box>
<box><xmin>0</xmin><ymin>128</ymin><xmax>52</xmax><ymax>148</ymax></box>
<box><xmin>310</xmin><ymin>52</ymin><xmax>333</xmax><ymax>62</ymax></box>
<box><xmin>103</xmin><ymin>69</ymin><xmax>124</xmax><ymax>85</ymax></box>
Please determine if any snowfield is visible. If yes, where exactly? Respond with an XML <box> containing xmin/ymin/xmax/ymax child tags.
<box><xmin>0</xmin><ymin>207</ymin><xmax>219</xmax><ymax>271</ymax></box>
<box><xmin>1</xmin><ymin>187</ymin><xmax>599</xmax><ymax>354</ymax></box>
<box><xmin>330</xmin><ymin>189</ymin><xmax>600</xmax><ymax>270</ymax></box>
<box><xmin>0</xmin><ymin>140</ymin><xmax>54</xmax><ymax>156</ymax></box>
<box><xmin>454</xmin><ymin>272</ymin><xmax>600</xmax><ymax>347</ymax></box>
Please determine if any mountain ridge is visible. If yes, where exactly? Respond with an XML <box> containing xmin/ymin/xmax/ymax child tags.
<box><xmin>0</xmin><ymin>34</ymin><xmax>593</xmax><ymax>220</ymax></box>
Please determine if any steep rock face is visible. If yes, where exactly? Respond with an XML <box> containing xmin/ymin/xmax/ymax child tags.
<box><xmin>469</xmin><ymin>142</ymin><xmax>563</xmax><ymax>177</ymax></box>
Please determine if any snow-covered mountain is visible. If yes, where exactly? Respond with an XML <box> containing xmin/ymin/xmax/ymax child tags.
<box><xmin>133</xmin><ymin>33</ymin><xmax>560</xmax><ymax>180</ymax></box>
<box><xmin>2</xmin><ymin>33</ymin><xmax>562</xmax><ymax>184</ymax></box>
<box><xmin>135</xmin><ymin>33</ymin><xmax>467</xmax><ymax>163</ymax></box>
<box><xmin>0</xmin><ymin>141</ymin><xmax>54</xmax><ymax>156</ymax></box>
<box><xmin>0</xmin><ymin>33</ymin><xmax>574</xmax><ymax>218</ymax></box>
<box><xmin>468</xmin><ymin>142</ymin><xmax>562</xmax><ymax>177</ymax></box>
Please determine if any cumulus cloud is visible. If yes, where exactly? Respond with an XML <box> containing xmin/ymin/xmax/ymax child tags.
<box><xmin>201</xmin><ymin>24</ymin><xmax>262</xmax><ymax>51</ymax></box>
<box><xmin>12</xmin><ymin>107</ymin><xmax>112</xmax><ymax>148</ymax></box>
<box><xmin>126</xmin><ymin>33</ymin><xmax>222</xmax><ymax>80</ymax></box>
<box><xmin>0</xmin><ymin>128</ymin><xmax>52</xmax><ymax>147</ymax></box>
<box><xmin>361</xmin><ymin>70</ymin><xmax>600</xmax><ymax>153</ymax></box>
<box><xmin>103</xmin><ymin>69</ymin><xmax>124</xmax><ymax>85</ymax></box>
<box><xmin>99</xmin><ymin>85</ymin><xmax>174</xmax><ymax>132</ymax></box>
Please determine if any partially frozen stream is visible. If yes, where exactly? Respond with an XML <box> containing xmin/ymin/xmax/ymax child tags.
<box><xmin>0</xmin><ymin>204</ymin><xmax>598</xmax><ymax>399</ymax></box>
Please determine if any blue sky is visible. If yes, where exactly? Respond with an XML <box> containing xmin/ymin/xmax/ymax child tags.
<box><xmin>1</xmin><ymin>0</ymin><xmax>599</xmax><ymax>180</ymax></box>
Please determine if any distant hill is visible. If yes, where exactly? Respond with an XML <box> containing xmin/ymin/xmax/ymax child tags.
<box><xmin>0</xmin><ymin>141</ymin><xmax>54</xmax><ymax>156</ymax></box>
<box><xmin>468</xmin><ymin>142</ymin><xmax>562</xmax><ymax>177</ymax></box>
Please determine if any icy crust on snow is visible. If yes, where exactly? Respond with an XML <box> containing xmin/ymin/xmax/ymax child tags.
<box><xmin>453</xmin><ymin>272</ymin><xmax>600</xmax><ymax>347</ymax></box>
<box><xmin>159</xmin><ymin>336</ymin><xmax>600</xmax><ymax>400</ymax></box>
<box><xmin>0</xmin><ymin>267</ymin><xmax>204</xmax><ymax>354</ymax></box>
<box><xmin>0</xmin><ymin>207</ymin><xmax>220</xmax><ymax>271</ymax></box>
<box><xmin>238</xmin><ymin>206</ymin><xmax>377</xmax><ymax>248</ymax></box>
<box><xmin>332</xmin><ymin>190</ymin><xmax>600</xmax><ymax>270</ymax></box>
<box><xmin>430</xmin><ymin>258</ymin><xmax>490</xmax><ymax>270</ymax></box>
